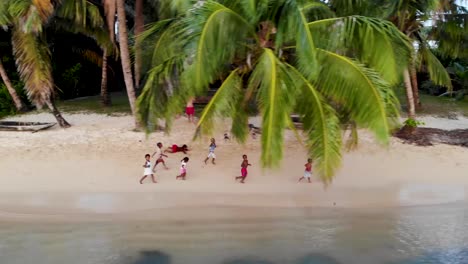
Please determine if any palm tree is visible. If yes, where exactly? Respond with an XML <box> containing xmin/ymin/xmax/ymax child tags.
<box><xmin>137</xmin><ymin>0</ymin><xmax>411</xmax><ymax>183</ymax></box>
<box><xmin>1</xmin><ymin>0</ymin><xmax>113</xmax><ymax>126</ymax></box>
<box><xmin>103</xmin><ymin>0</ymin><xmax>138</xmax><ymax>125</ymax></box>
<box><xmin>0</xmin><ymin>0</ymin><xmax>71</xmax><ymax>127</ymax></box>
<box><xmin>332</xmin><ymin>0</ymin><xmax>455</xmax><ymax>118</ymax></box>
<box><xmin>0</xmin><ymin>57</ymin><xmax>27</xmax><ymax>112</ymax></box>
<box><xmin>56</xmin><ymin>0</ymin><xmax>115</xmax><ymax>107</ymax></box>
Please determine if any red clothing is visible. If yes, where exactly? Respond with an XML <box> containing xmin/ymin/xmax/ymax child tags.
<box><xmin>241</xmin><ymin>167</ymin><xmax>248</xmax><ymax>177</ymax></box>
<box><xmin>186</xmin><ymin>107</ymin><xmax>195</xmax><ymax>115</ymax></box>
<box><xmin>172</xmin><ymin>144</ymin><xmax>178</xmax><ymax>152</ymax></box>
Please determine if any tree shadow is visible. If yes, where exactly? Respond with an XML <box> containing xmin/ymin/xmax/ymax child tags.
<box><xmin>295</xmin><ymin>253</ymin><xmax>342</xmax><ymax>264</ymax></box>
<box><xmin>131</xmin><ymin>250</ymin><xmax>171</xmax><ymax>264</ymax></box>
<box><xmin>222</xmin><ymin>256</ymin><xmax>274</xmax><ymax>264</ymax></box>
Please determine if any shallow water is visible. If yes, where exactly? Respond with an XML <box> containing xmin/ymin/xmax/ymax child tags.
<box><xmin>0</xmin><ymin>204</ymin><xmax>467</xmax><ymax>264</ymax></box>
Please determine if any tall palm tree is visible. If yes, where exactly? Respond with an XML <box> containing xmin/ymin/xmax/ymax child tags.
<box><xmin>0</xmin><ymin>0</ymin><xmax>71</xmax><ymax>127</ymax></box>
<box><xmin>137</xmin><ymin>0</ymin><xmax>411</xmax><ymax>183</ymax></box>
<box><xmin>0</xmin><ymin>57</ymin><xmax>27</xmax><ymax>112</ymax></box>
<box><xmin>103</xmin><ymin>0</ymin><xmax>138</xmax><ymax>125</ymax></box>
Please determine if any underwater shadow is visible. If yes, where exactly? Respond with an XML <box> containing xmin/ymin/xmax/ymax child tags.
<box><xmin>295</xmin><ymin>253</ymin><xmax>342</xmax><ymax>264</ymax></box>
<box><xmin>132</xmin><ymin>250</ymin><xmax>171</xmax><ymax>264</ymax></box>
<box><xmin>222</xmin><ymin>256</ymin><xmax>274</xmax><ymax>264</ymax></box>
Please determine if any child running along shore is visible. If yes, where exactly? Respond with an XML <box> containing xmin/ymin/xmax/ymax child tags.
<box><xmin>235</xmin><ymin>154</ymin><xmax>251</xmax><ymax>183</ymax></box>
<box><xmin>176</xmin><ymin>157</ymin><xmax>190</xmax><ymax>180</ymax></box>
<box><xmin>152</xmin><ymin>142</ymin><xmax>169</xmax><ymax>171</ymax></box>
<box><xmin>204</xmin><ymin>138</ymin><xmax>217</xmax><ymax>165</ymax></box>
<box><xmin>140</xmin><ymin>154</ymin><xmax>157</xmax><ymax>184</ymax></box>
<box><xmin>298</xmin><ymin>158</ymin><xmax>313</xmax><ymax>183</ymax></box>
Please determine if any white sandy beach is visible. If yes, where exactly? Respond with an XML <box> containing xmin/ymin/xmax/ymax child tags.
<box><xmin>0</xmin><ymin>113</ymin><xmax>467</xmax><ymax>221</ymax></box>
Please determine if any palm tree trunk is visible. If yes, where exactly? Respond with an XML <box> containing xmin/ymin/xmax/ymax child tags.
<box><xmin>100</xmin><ymin>48</ymin><xmax>111</xmax><ymax>106</ymax></box>
<box><xmin>404</xmin><ymin>68</ymin><xmax>416</xmax><ymax>119</ymax></box>
<box><xmin>116</xmin><ymin>0</ymin><xmax>138</xmax><ymax>125</ymax></box>
<box><xmin>134</xmin><ymin>0</ymin><xmax>144</xmax><ymax>90</ymax></box>
<box><xmin>409</xmin><ymin>65</ymin><xmax>421</xmax><ymax>108</ymax></box>
<box><xmin>0</xmin><ymin>59</ymin><xmax>26</xmax><ymax>112</ymax></box>
<box><xmin>46</xmin><ymin>98</ymin><xmax>71</xmax><ymax>128</ymax></box>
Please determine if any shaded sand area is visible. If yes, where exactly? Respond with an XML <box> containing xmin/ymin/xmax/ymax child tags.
<box><xmin>0</xmin><ymin>113</ymin><xmax>467</xmax><ymax>221</ymax></box>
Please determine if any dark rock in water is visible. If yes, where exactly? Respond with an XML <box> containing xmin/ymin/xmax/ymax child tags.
<box><xmin>394</xmin><ymin>126</ymin><xmax>468</xmax><ymax>148</ymax></box>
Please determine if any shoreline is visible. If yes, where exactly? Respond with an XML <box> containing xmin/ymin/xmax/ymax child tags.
<box><xmin>1</xmin><ymin>113</ymin><xmax>468</xmax><ymax>222</ymax></box>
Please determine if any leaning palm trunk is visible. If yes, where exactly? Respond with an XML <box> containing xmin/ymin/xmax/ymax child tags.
<box><xmin>116</xmin><ymin>0</ymin><xmax>138</xmax><ymax>125</ymax></box>
<box><xmin>404</xmin><ymin>68</ymin><xmax>416</xmax><ymax>119</ymax></box>
<box><xmin>409</xmin><ymin>64</ymin><xmax>421</xmax><ymax>108</ymax></box>
<box><xmin>134</xmin><ymin>0</ymin><xmax>144</xmax><ymax>89</ymax></box>
<box><xmin>46</xmin><ymin>98</ymin><xmax>70</xmax><ymax>128</ymax></box>
<box><xmin>0</xmin><ymin>59</ymin><xmax>26</xmax><ymax>112</ymax></box>
<box><xmin>100</xmin><ymin>48</ymin><xmax>111</xmax><ymax>106</ymax></box>
<box><xmin>11</xmin><ymin>28</ymin><xmax>70</xmax><ymax>127</ymax></box>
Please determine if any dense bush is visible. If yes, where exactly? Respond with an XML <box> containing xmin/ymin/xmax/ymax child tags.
<box><xmin>0</xmin><ymin>81</ymin><xmax>29</xmax><ymax>118</ymax></box>
<box><xmin>0</xmin><ymin>84</ymin><xmax>17</xmax><ymax>118</ymax></box>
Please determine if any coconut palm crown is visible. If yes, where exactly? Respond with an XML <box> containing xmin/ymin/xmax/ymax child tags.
<box><xmin>137</xmin><ymin>0</ymin><xmax>412</xmax><ymax>183</ymax></box>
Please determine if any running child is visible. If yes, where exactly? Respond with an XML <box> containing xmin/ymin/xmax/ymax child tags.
<box><xmin>298</xmin><ymin>158</ymin><xmax>313</xmax><ymax>183</ymax></box>
<box><xmin>140</xmin><ymin>154</ymin><xmax>157</xmax><ymax>184</ymax></box>
<box><xmin>235</xmin><ymin>154</ymin><xmax>251</xmax><ymax>183</ymax></box>
<box><xmin>176</xmin><ymin>157</ymin><xmax>190</xmax><ymax>180</ymax></box>
<box><xmin>204</xmin><ymin>138</ymin><xmax>216</xmax><ymax>165</ymax></box>
<box><xmin>152</xmin><ymin>142</ymin><xmax>169</xmax><ymax>171</ymax></box>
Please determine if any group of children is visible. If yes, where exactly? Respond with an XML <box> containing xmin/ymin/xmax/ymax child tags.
<box><xmin>140</xmin><ymin>138</ymin><xmax>314</xmax><ymax>185</ymax></box>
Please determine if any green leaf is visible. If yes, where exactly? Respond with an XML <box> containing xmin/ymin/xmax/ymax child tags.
<box><xmin>182</xmin><ymin>1</ymin><xmax>257</xmax><ymax>94</ymax></box>
<box><xmin>316</xmin><ymin>49</ymin><xmax>395</xmax><ymax>143</ymax></box>
<box><xmin>309</xmin><ymin>16</ymin><xmax>411</xmax><ymax>84</ymax></box>
<box><xmin>286</xmin><ymin>63</ymin><xmax>342</xmax><ymax>183</ymax></box>
<box><xmin>420</xmin><ymin>45</ymin><xmax>453</xmax><ymax>91</ymax></box>
<box><xmin>195</xmin><ymin>69</ymin><xmax>243</xmax><ymax>139</ymax></box>
<box><xmin>249</xmin><ymin>48</ymin><xmax>296</xmax><ymax>167</ymax></box>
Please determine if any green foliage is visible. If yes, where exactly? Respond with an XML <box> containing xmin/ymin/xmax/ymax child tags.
<box><xmin>0</xmin><ymin>80</ymin><xmax>27</xmax><ymax>118</ymax></box>
<box><xmin>137</xmin><ymin>0</ymin><xmax>412</xmax><ymax>183</ymax></box>
<box><xmin>61</xmin><ymin>63</ymin><xmax>82</xmax><ymax>91</ymax></box>
<box><xmin>403</xmin><ymin>118</ymin><xmax>425</xmax><ymax>128</ymax></box>
<box><xmin>0</xmin><ymin>85</ymin><xmax>17</xmax><ymax>118</ymax></box>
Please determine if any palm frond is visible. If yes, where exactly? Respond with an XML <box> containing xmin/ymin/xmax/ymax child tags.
<box><xmin>11</xmin><ymin>28</ymin><xmax>53</xmax><ymax>107</ymax></box>
<box><xmin>181</xmin><ymin>1</ymin><xmax>257</xmax><ymax>94</ymax></box>
<box><xmin>309</xmin><ymin>16</ymin><xmax>412</xmax><ymax>84</ymax></box>
<box><xmin>195</xmin><ymin>69</ymin><xmax>242</xmax><ymax>139</ymax></box>
<box><xmin>286</xmin><ymin>63</ymin><xmax>342</xmax><ymax>183</ymax></box>
<box><xmin>249</xmin><ymin>48</ymin><xmax>296</xmax><ymax>167</ymax></box>
<box><xmin>53</xmin><ymin>17</ymin><xmax>114</xmax><ymax>53</ymax></box>
<box><xmin>32</xmin><ymin>0</ymin><xmax>54</xmax><ymax>22</ymax></box>
<box><xmin>316</xmin><ymin>49</ymin><xmax>396</xmax><ymax>143</ymax></box>
<box><xmin>71</xmin><ymin>47</ymin><xmax>103</xmax><ymax>67</ymax></box>
<box><xmin>238</xmin><ymin>0</ymin><xmax>270</xmax><ymax>24</ymax></box>
<box><xmin>137</xmin><ymin>55</ymin><xmax>186</xmax><ymax>132</ymax></box>
<box><xmin>295</xmin><ymin>1</ymin><xmax>318</xmax><ymax>80</ymax></box>
<box><xmin>57</xmin><ymin>0</ymin><xmax>104</xmax><ymax>29</ymax></box>
<box><xmin>420</xmin><ymin>45</ymin><xmax>453</xmax><ymax>91</ymax></box>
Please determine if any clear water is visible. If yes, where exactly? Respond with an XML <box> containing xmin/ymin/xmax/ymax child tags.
<box><xmin>0</xmin><ymin>204</ymin><xmax>467</xmax><ymax>264</ymax></box>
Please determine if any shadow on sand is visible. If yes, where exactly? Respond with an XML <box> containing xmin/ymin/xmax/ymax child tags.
<box><xmin>132</xmin><ymin>250</ymin><xmax>171</xmax><ymax>264</ymax></box>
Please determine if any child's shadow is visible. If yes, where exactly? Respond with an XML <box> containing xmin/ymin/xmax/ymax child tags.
<box><xmin>132</xmin><ymin>250</ymin><xmax>171</xmax><ymax>264</ymax></box>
